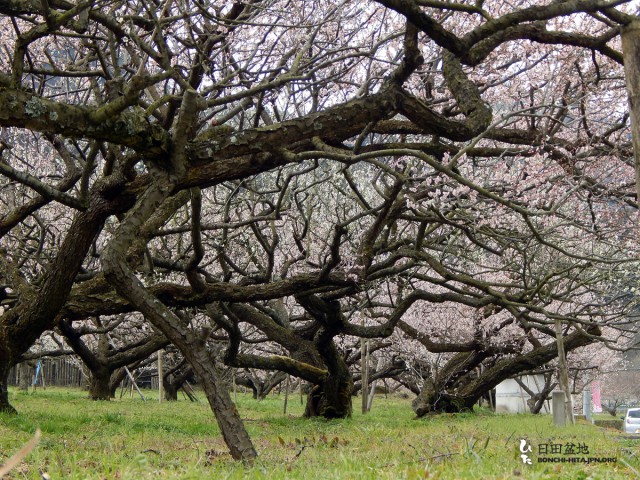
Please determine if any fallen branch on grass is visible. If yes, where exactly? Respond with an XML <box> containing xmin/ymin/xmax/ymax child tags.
<box><xmin>0</xmin><ymin>429</ymin><xmax>41</xmax><ymax>478</ymax></box>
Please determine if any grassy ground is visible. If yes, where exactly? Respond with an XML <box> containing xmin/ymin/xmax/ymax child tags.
<box><xmin>0</xmin><ymin>387</ymin><xmax>639</xmax><ymax>479</ymax></box>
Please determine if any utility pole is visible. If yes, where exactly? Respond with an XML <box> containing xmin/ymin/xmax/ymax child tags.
<box><xmin>158</xmin><ymin>349</ymin><xmax>163</xmax><ymax>403</ymax></box>
<box><xmin>555</xmin><ymin>319</ymin><xmax>574</xmax><ymax>425</ymax></box>
<box><xmin>622</xmin><ymin>20</ymin><xmax>640</xmax><ymax>203</ymax></box>
<box><xmin>361</xmin><ymin>338</ymin><xmax>369</xmax><ymax>414</ymax></box>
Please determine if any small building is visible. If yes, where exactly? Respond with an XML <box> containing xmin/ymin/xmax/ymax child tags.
<box><xmin>495</xmin><ymin>375</ymin><xmax>551</xmax><ymax>414</ymax></box>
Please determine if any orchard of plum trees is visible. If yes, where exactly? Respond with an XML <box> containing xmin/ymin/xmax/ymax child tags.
<box><xmin>1</xmin><ymin>0</ymin><xmax>640</xmax><ymax>461</ymax></box>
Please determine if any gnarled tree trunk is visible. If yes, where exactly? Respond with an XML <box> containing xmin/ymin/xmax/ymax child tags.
<box><xmin>220</xmin><ymin>302</ymin><xmax>350</xmax><ymax>419</ymax></box>
<box><xmin>0</xmin><ymin>181</ymin><xmax>132</xmax><ymax>413</ymax></box>
<box><xmin>0</xmin><ymin>361</ymin><xmax>15</xmax><ymax>413</ymax></box>
<box><xmin>304</xmin><ymin>369</ymin><xmax>353</xmax><ymax>419</ymax></box>
<box><xmin>304</xmin><ymin>339</ymin><xmax>353</xmax><ymax>418</ymax></box>
<box><xmin>163</xmin><ymin>364</ymin><xmax>194</xmax><ymax>401</ymax></box>
<box><xmin>294</xmin><ymin>295</ymin><xmax>355</xmax><ymax>419</ymax></box>
<box><xmin>413</xmin><ymin>326</ymin><xmax>599</xmax><ymax>416</ymax></box>
<box><xmin>89</xmin><ymin>367</ymin><xmax>112</xmax><ymax>400</ymax></box>
<box><xmin>101</xmin><ymin>95</ymin><xmax>257</xmax><ymax>462</ymax></box>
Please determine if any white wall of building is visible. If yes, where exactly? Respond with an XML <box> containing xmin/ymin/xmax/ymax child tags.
<box><xmin>495</xmin><ymin>375</ymin><xmax>551</xmax><ymax>414</ymax></box>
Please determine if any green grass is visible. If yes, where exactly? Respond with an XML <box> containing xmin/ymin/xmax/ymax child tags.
<box><xmin>1</xmin><ymin>387</ymin><xmax>639</xmax><ymax>479</ymax></box>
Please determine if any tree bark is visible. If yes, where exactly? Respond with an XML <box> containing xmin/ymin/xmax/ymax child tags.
<box><xmin>412</xmin><ymin>350</ymin><xmax>489</xmax><ymax>416</ymax></box>
<box><xmin>304</xmin><ymin>342</ymin><xmax>353</xmax><ymax>419</ymax></box>
<box><xmin>621</xmin><ymin>20</ymin><xmax>640</xmax><ymax>203</ymax></box>
<box><xmin>0</xmin><ymin>181</ymin><xmax>130</xmax><ymax>412</ymax></box>
<box><xmin>164</xmin><ymin>382</ymin><xmax>179</xmax><ymax>401</ymax></box>
<box><xmin>0</xmin><ymin>363</ymin><xmax>16</xmax><ymax>413</ymax></box>
<box><xmin>101</xmin><ymin>89</ymin><xmax>256</xmax><ymax>463</ymax></box>
<box><xmin>18</xmin><ymin>363</ymin><xmax>30</xmax><ymax>391</ymax></box>
<box><xmin>185</xmin><ymin>350</ymin><xmax>257</xmax><ymax>458</ymax></box>
<box><xmin>163</xmin><ymin>364</ymin><xmax>193</xmax><ymax>401</ymax></box>
<box><xmin>413</xmin><ymin>326</ymin><xmax>599</xmax><ymax>416</ymax></box>
<box><xmin>110</xmin><ymin>367</ymin><xmax>128</xmax><ymax>398</ymax></box>
<box><xmin>88</xmin><ymin>367</ymin><xmax>112</xmax><ymax>400</ymax></box>
<box><xmin>290</xmin><ymin>295</ymin><xmax>354</xmax><ymax>419</ymax></box>
<box><xmin>555</xmin><ymin>319</ymin><xmax>574</xmax><ymax>424</ymax></box>
<box><xmin>304</xmin><ymin>373</ymin><xmax>353</xmax><ymax>418</ymax></box>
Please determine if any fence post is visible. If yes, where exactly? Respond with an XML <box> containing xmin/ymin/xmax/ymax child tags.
<box><xmin>583</xmin><ymin>389</ymin><xmax>592</xmax><ymax>423</ymax></box>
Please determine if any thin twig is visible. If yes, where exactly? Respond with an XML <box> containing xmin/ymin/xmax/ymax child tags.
<box><xmin>0</xmin><ymin>428</ymin><xmax>41</xmax><ymax>478</ymax></box>
<box><xmin>620</xmin><ymin>458</ymin><xmax>640</xmax><ymax>479</ymax></box>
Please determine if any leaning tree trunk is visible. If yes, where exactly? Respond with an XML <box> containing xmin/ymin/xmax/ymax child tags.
<box><xmin>101</xmin><ymin>93</ymin><xmax>257</xmax><ymax>462</ymax></box>
<box><xmin>188</xmin><ymin>352</ymin><xmax>257</xmax><ymax>458</ymax></box>
<box><xmin>102</xmin><ymin>181</ymin><xmax>258</xmax><ymax>461</ymax></box>
<box><xmin>412</xmin><ymin>350</ymin><xmax>489</xmax><ymax>416</ymax></box>
<box><xmin>163</xmin><ymin>367</ymin><xmax>192</xmax><ymax>401</ymax></box>
<box><xmin>103</xmin><ymin>211</ymin><xmax>258</xmax><ymax>460</ymax></box>
<box><xmin>413</xmin><ymin>326</ymin><xmax>599</xmax><ymax>416</ymax></box>
<box><xmin>109</xmin><ymin>367</ymin><xmax>129</xmax><ymax>398</ymax></box>
<box><xmin>412</xmin><ymin>372</ymin><xmax>478</xmax><ymax>416</ymax></box>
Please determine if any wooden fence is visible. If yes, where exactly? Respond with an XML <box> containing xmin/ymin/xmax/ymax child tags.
<box><xmin>8</xmin><ymin>357</ymin><xmax>84</xmax><ymax>388</ymax></box>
